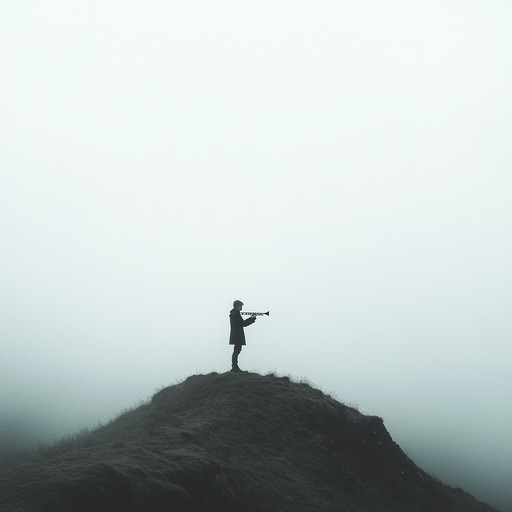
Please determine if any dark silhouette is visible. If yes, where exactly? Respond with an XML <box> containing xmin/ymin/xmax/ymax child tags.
<box><xmin>229</xmin><ymin>300</ymin><xmax>256</xmax><ymax>372</ymax></box>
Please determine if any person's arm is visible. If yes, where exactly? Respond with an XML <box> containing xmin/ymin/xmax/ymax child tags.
<box><xmin>243</xmin><ymin>315</ymin><xmax>256</xmax><ymax>327</ymax></box>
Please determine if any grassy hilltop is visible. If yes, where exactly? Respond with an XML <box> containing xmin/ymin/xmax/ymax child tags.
<box><xmin>0</xmin><ymin>372</ymin><xmax>500</xmax><ymax>512</ymax></box>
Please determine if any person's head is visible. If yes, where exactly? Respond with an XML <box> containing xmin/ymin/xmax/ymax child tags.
<box><xmin>233</xmin><ymin>300</ymin><xmax>244</xmax><ymax>311</ymax></box>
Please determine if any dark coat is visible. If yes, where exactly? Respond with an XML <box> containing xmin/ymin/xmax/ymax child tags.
<box><xmin>229</xmin><ymin>308</ymin><xmax>256</xmax><ymax>345</ymax></box>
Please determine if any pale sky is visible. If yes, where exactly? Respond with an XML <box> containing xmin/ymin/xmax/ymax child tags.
<box><xmin>1</xmin><ymin>1</ymin><xmax>511</xmax><ymax>510</ymax></box>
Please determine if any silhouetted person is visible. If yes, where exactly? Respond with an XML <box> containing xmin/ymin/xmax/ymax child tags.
<box><xmin>229</xmin><ymin>300</ymin><xmax>256</xmax><ymax>372</ymax></box>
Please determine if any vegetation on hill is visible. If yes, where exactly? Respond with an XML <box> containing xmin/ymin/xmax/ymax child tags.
<box><xmin>0</xmin><ymin>372</ymin><xmax>500</xmax><ymax>512</ymax></box>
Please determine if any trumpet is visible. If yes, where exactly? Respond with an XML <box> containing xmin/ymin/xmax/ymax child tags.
<box><xmin>241</xmin><ymin>311</ymin><xmax>270</xmax><ymax>316</ymax></box>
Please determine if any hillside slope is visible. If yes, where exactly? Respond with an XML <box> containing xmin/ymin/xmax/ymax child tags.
<box><xmin>0</xmin><ymin>372</ymin><xmax>499</xmax><ymax>512</ymax></box>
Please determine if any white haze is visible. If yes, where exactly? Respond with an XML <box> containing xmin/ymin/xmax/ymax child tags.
<box><xmin>1</xmin><ymin>1</ymin><xmax>511</xmax><ymax>510</ymax></box>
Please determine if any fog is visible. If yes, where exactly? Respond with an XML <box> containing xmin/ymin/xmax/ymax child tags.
<box><xmin>1</xmin><ymin>1</ymin><xmax>511</xmax><ymax>510</ymax></box>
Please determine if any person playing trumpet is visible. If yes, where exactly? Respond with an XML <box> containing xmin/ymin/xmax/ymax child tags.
<box><xmin>229</xmin><ymin>300</ymin><xmax>256</xmax><ymax>372</ymax></box>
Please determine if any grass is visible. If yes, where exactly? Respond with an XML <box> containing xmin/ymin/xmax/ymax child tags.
<box><xmin>0</xmin><ymin>372</ymin><xmax>500</xmax><ymax>512</ymax></box>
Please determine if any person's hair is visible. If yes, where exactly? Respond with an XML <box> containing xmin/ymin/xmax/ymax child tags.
<box><xmin>233</xmin><ymin>300</ymin><xmax>243</xmax><ymax>308</ymax></box>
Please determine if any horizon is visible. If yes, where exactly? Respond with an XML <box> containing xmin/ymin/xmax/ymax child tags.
<box><xmin>1</xmin><ymin>1</ymin><xmax>511</xmax><ymax>511</ymax></box>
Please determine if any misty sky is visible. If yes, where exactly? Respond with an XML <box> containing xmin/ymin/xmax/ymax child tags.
<box><xmin>1</xmin><ymin>1</ymin><xmax>511</xmax><ymax>510</ymax></box>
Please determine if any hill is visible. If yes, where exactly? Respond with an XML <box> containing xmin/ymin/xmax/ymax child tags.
<box><xmin>0</xmin><ymin>372</ymin><xmax>500</xmax><ymax>512</ymax></box>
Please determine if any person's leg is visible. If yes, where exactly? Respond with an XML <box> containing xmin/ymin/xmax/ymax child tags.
<box><xmin>231</xmin><ymin>345</ymin><xmax>242</xmax><ymax>371</ymax></box>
